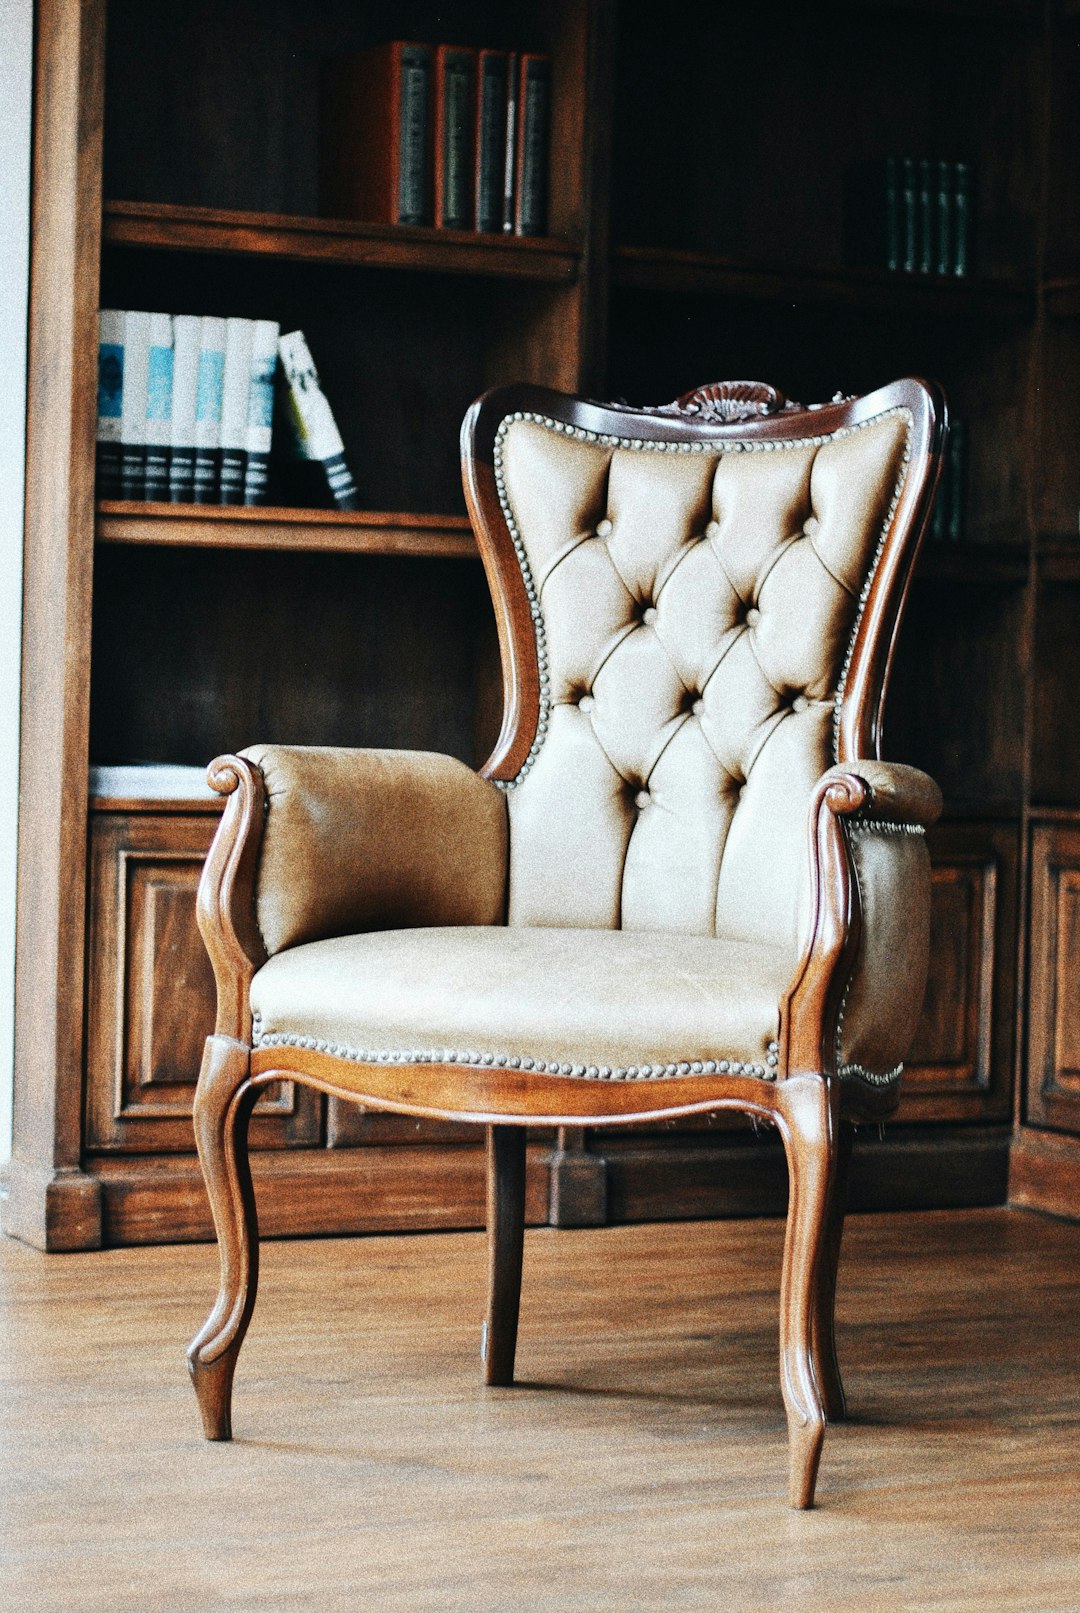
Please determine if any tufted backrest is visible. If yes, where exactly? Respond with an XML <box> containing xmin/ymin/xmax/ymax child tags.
<box><xmin>464</xmin><ymin>384</ymin><xmax>929</xmax><ymax>961</ymax></box>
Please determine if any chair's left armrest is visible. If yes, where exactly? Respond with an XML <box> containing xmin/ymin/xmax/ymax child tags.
<box><xmin>782</xmin><ymin>761</ymin><xmax>942</xmax><ymax>1087</ymax></box>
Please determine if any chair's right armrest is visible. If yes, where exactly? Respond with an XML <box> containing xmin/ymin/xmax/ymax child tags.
<box><xmin>197</xmin><ymin>746</ymin><xmax>508</xmax><ymax>1041</ymax></box>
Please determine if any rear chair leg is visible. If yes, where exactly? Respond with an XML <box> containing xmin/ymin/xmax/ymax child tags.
<box><xmin>813</xmin><ymin>1119</ymin><xmax>853</xmax><ymax>1423</ymax></box>
<box><xmin>483</xmin><ymin>1125</ymin><xmax>527</xmax><ymax>1386</ymax></box>
<box><xmin>776</xmin><ymin>1074</ymin><xmax>836</xmax><ymax>1509</ymax></box>
<box><xmin>186</xmin><ymin>1034</ymin><xmax>260</xmax><ymax>1440</ymax></box>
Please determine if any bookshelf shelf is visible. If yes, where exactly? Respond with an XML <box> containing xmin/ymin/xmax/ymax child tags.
<box><xmin>612</xmin><ymin>247</ymin><xmax>1035</xmax><ymax>320</ymax></box>
<box><xmin>102</xmin><ymin>201</ymin><xmax>581</xmax><ymax>284</ymax></box>
<box><xmin>95</xmin><ymin>501</ymin><xmax>479</xmax><ymax>560</ymax></box>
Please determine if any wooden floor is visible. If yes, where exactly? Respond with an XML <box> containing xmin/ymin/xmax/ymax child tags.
<box><xmin>3</xmin><ymin>1208</ymin><xmax>1080</xmax><ymax>1611</ymax></box>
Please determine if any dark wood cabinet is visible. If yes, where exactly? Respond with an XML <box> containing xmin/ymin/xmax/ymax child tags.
<box><xmin>10</xmin><ymin>0</ymin><xmax>1080</xmax><ymax>1246</ymax></box>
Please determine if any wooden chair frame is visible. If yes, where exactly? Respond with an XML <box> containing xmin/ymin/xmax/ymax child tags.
<box><xmin>188</xmin><ymin>377</ymin><xmax>946</xmax><ymax>1508</ymax></box>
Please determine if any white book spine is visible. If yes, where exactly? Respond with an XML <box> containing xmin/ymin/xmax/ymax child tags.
<box><xmin>96</xmin><ymin>308</ymin><xmax>125</xmax><ymax>498</ymax></box>
<box><xmin>143</xmin><ymin>312</ymin><xmax>174</xmax><ymax>501</ymax></box>
<box><xmin>243</xmin><ymin>319</ymin><xmax>279</xmax><ymax>506</ymax></box>
<box><xmin>193</xmin><ymin>315</ymin><xmax>227</xmax><ymax>503</ymax></box>
<box><xmin>120</xmin><ymin>310</ymin><xmax>150</xmax><ymax>499</ymax></box>
<box><xmin>218</xmin><ymin>316</ymin><xmax>254</xmax><ymax>505</ymax></box>
<box><xmin>168</xmin><ymin>314</ymin><xmax>202</xmax><ymax>502</ymax></box>
<box><xmin>278</xmin><ymin>329</ymin><xmax>359</xmax><ymax>510</ymax></box>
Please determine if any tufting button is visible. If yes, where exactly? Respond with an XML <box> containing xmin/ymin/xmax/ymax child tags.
<box><xmin>691</xmin><ymin>699</ymin><xmax>705</xmax><ymax>717</ymax></box>
<box><xmin>705</xmin><ymin>520</ymin><xmax>720</xmax><ymax>540</ymax></box>
<box><xmin>745</xmin><ymin>607</ymin><xmax>760</xmax><ymax>627</ymax></box>
<box><xmin>595</xmin><ymin>518</ymin><xmax>613</xmax><ymax>538</ymax></box>
<box><xmin>578</xmin><ymin>694</ymin><xmax>595</xmax><ymax>712</ymax></box>
<box><xmin>792</xmin><ymin>694</ymin><xmax>809</xmax><ymax>713</ymax></box>
<box><xmin>803</xmin><ymin>515</ymin><xmax>820</xmax><ymax>537</ymax></box>
<box><xmin>642</xmin><ymin>606</ymin><xmax>658</xmax><ymax>626</ymax></box>
<box><xmin>635</xmin><ymin>789</ymin><xmax>650</xmax><ymax>809</ymax></box>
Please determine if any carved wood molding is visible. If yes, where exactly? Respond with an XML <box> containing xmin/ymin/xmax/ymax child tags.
<box><xmin>666</xmin><ymin>380</ymin><xmax>795</xmax><ymax>422</ymax></box>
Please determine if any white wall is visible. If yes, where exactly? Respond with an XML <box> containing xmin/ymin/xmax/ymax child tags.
<box><xmin>0</xmin><ymin>0</ymin><xmax>33</xmax><ymax>1166</ymax></box>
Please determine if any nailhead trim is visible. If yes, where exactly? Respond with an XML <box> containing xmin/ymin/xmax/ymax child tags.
<box><xmin>832</xmin><ymin>829</ymin><xmax>907</xmax><ymax>1090</ymax></box>
<box><xmin>253</xmin><ymin>1029</ymin><xmax>777</xmax><ymax>1082</ymax></box>
<box><xmin>491</xmin><ymin>406</ymin><xmax>914</xmax><ymax>788</ymax></box>
<box><xmin>838</xmin><ymin>1060</ymin><xmax>904</xmax><ymax>1088</ymax></box>
<box><xmin>847</xmin><ymin>819</ymin><xmax>926</xmax><ymax>837</ymax></box>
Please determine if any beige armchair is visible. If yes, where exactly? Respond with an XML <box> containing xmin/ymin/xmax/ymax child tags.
<box><xmin>189</xmin><ymin>377</ymin><xmax>945</xmax><ymax>1508</ymax></box>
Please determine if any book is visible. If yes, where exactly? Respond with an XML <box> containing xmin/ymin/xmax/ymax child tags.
<box><xmin>193</xmin><ymin>315</ymin><xmax>227</xmax><ymax>503</ymax></box>
<box><xmin>243</xmin><ymin>320</ymin><xmax>279</xmax><ymax>506</ymax></box>
<box><xmin>953</xmin><ymin>162</ymin><xmax>973</xmax><ymax>277</ymax></box>
<box><xmin>144</xmin><ymin>313</ymin><xmax>174</xmax><ymax>501</ymax></box>
<box><xmin>514</xmin><ymin>54</ymin><xmax>550</xmax><ymax>237</ymax></box>
<box><xmin>883</xmin><ymin>156</ymin><xmax>900</xmax><ymax>273</ymax></box>
<box><xmin>120</xmin><ymin>311</ymin><xmax>150</xmax><ymax>499</ymax></box>
<box><xmin>502</xmin><ymin>52</ymin><xmax>519</xmax><ymax>233</ymax></box>
<box><xmin>475</xmin><ymin>49</ymin><xmax>509</xmax><ymax>233</ymax></box>
<box><xmin>917</xmin><ymin>160</ymin><xmax>934</xmax><ymax>277</ymax></box>
<box><xmin>96</xmin><ymin>308</ymin><xmax>124</xmax><ymax>499</ymax></box>
<box><xmin>320</xmin><ymin>42</ymin><xmax>433</xmax><ymax>226</ymax></box>
<box><xmin>935</xmin><ymin>160</ymin><xmax>954</xmax><ymax>278</ymax></box>
<box><xmin>900</xmin><ymin>158</ymin><xmax>918</xmax><ymax>274</ymax></box>
<box><xmin>434</xmin><ymin>46</ymin><xmax>475</xmax><ymax>230</ymax></box>
<box><xmin>219</xmin><ymin>317</ymin><xmax>254</xmax><ymax>505</ymax></box>
<box><xmin>278</xmin><ymin>330</ymin><xmax>359</xmax><ymax>511</ymax></box>
<box><xmin>168</xmin><ymin>314</ymin><xmax>201</xmax><ymax>502</ymax></box>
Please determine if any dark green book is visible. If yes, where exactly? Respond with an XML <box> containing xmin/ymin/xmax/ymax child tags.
<box><xmin>901</xmin><ymin>158</ymin><xmax>918</xmax><ymax>274</ymax></box>
<box><xmin>953</xmin><ymin>162</ymin><xmax>973</xmax><ymax>277</ymax></box>
<box><xmin>884</xmin><ymin>156</ymin><xmax>901</xmax><ymax>272</ymax></box>
<box><xmin>514</xmin><ymin>54</ymin><xmax>551</xmax><ymax>237</ymax></box>
<box><xmin>918</xmin><ymin>159</ymin><xmax>934</xmax><ymax>276</ymax></box>
<box><xmin>434</xmin><ymin>46</ymin><xmax>475</xmax><ymax>230</ymax></box>
<box><xmin>476</xmin><ymin>50</ymin><xmax>509</xmax><ymax>233</ymax></box>
<box><xmin>935</xmin><ymin>160</ymin><xmax>954</xmax><ymax>277</ymax></box>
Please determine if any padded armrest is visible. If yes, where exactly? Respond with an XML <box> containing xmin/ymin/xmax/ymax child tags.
<box><xmin>818</xmin><ymin>760</ymin><xmax>942</xmax><ymax>829</ymax></box>
<box><xmin>242</xmin><ymin>745</ymin><xmax>508</xmax><ymax>955</ymax></box>
<box><xmin>822</xmin><ymin>761</ymin><xmax>940</xmax><ymax>1079</ymax></box>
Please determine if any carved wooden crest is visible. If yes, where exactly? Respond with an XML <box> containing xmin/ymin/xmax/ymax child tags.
<box><xmin>668</xmin><ymin>380</ymin><xmax>793</xmax><ymax>422</ymax></box>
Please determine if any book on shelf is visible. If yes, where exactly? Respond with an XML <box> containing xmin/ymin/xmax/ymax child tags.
<box><xmin>96</xmin><ymin>309</ymin><xmax>124</xmax><ymax>498</ymax></box>
<box><xmin>845</xmin><ymin>157</ymin><xmax>973</xmax><ymax>279</ymax></box>
<box><xmin>193</xmin><ymin>315</ymin><xmax>226</xmax><ymax>504</ymax></box>
<box><xmin>434</xmin><ymin>45</ymin><xmax>475</xmax><ymax>230</ymax></box>
<box><xmin>244</xmin><ymin>320</ymin><xmax>280</xmax><ymax>506</ymax></box>
<box><xmin>475</xmin><ymin>48</ymin><xmax>510</xmax><ymax>233</ymax></box>
<box><xmin>502</xmin><ymin>52</ymin><xmax>519</xmax><ymax>233</ymax></box>
<box><xmin>219</xmin><ymin>317</ymin><xmax>254</xmax><ymax>505</ymax></box>
<box><xmin>320</xmin><ymin>41</ymin><xmax>434</xmax><ymax>226</ymax></box>
<box><xmin>514</xmin><ymin>54</ymin><xmax>551</xmax><ymax>237</ymax></box>
<box><xmin>144</xmin><ymin>312</ymin><xmax>174</xmax><ymax>501</ymax></box>
<box><xmin>278</xmin><ymin>330</ymin><xmax>360</xmax><ymax>512</ymax></box>
<box><xmin>120</xmin><ymin>310</ymin><xmax>150</xmax><ymax>498</ymax></box>
<box><xmin>169</xmin><ymin>314</ymin><xmax>201</xmax><ymax>502</ymax></box>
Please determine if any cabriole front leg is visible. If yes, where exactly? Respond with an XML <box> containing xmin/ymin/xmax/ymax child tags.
<box><xmin>186</xmin><ymin>1034</ymin><xmax>261</xmax><ymax>1440</ymax></box>
<box><xmin>775</xmin><ymin>1073</ymin><xmax>836</xmax><ymax>1509</ymax></box>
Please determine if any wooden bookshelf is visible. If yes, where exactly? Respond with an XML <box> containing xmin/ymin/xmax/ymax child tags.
<box><xmin>95</xmin><ymin>502</ymin><xmax>478</xmax><ymax>559</ymax></box>
<box><xmin>613</xmin><ymin>246</ymin><xmax>1035</xmax><ymax>321</ymax></box>
<box><xmin>103</xmin><ymin>200</ymin><xmax>582</xmax><ymax>283</ymax></box>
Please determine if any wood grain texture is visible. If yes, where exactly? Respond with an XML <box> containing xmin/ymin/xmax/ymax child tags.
<box><xmin>96</xmin><ymin>503</ymin><xmax>479</xmax><ymax>559</ymax></box>
<box><xmin>5</xmin><ymin>1209</ymin><xmax>1080</xmax><ymax>1609</ymax></box>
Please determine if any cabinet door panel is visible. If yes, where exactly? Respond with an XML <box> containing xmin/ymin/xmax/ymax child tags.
<box><xmin>898</xmin><ymin>821</ymin><xmax>1017</xmax><ymax>1123</ymax></box>
<box><xmin>1027</xmin><ymin>824</ymin><xmax>1080</xmax><ymax>1131</ymax></box>
<box><xmin>86</xmin><ymin>811</ymin><xmax>321</xmax><ymax>1151</ymax></box>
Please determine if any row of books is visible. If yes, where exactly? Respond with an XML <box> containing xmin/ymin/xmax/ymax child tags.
<box><xmin>845</xmin><ymin>158</ymin><xmax>974</xmax><ymax>279</ymax></box>
<box><xmin>321</xmin><ymin>42</ymin><xmax>550</xmax><ymax>236</ymax></box>
<box><xmin>929</xmin><ymin>420</ymin><xmax>967</xmax><ymax>543</ymax></box>
<box><xmin>96</xmin><ymin>313</ymin><xmax>358</xmax><ymax>509</ymax></box>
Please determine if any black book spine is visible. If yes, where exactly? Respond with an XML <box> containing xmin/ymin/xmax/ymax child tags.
<box><xmin>397</xmin><ymin>45</ymin><xmax>432</xmax><ymax>225</ymax></box>
<box><xmin>441</xmin><ymin>50</ymin><xmax>474</xmax><ymax>229</ymax></box>
<box><xmin>917</xmin><ymin>159</ymin><xmax>934</xmax><ymax>276</ymax></box>
<box><xmin>169</xmin><ymin>447</ymin><xmax>196</xmax><ymax>502</ymax></box>
<box><xmin>502</xmin><ymin>53</ymin><xmax>519</xmax><ymax>233</ymax></box>
<box><xmin>935</xmin><ymin>159</ymin><xmax>954</xmax><ymax>277</ymax></box>
<box><xmin>901</xmin><ymin>158</ymin><xmax>918</xmax><ymax>274</ymax></box>
<box><xmin>517</xmin><ymin>57</ymin><xmax>550</xmax><ymax>237</ymax></box>
<box><xmin>953</xmin><ymin>162</ymin><xmax>972</xmax><ymax>277</ymax></box>
<box><xmin>477</xmin><ymin>54</ymin><xmax>507</xmax><ymax>232</ymax></box>
<box><xmin>883</xmin><ymin>157</ymin><xmax>900</xmax><ymax>272</ymax></box>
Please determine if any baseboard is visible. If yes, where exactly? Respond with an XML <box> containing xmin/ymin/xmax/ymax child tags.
<box><xmin>597</xmin><ymin>1123</ymin><xmax>1012</xmax><ymax>1223</ymax></box>
<box><xmin>1009</xmin><ymin>1126</ymin><xmax>1080</xmax><ymax>1220</ymax></box>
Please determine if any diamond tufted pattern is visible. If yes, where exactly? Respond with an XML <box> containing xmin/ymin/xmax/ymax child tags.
<box><xmin>499</xmin><ymin>412</ymin><xmax>911</xmax><ymax>955</ymax></box>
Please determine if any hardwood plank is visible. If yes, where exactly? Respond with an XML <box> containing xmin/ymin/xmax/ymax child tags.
<box><xmin>2</xmin><ymin>1209</ymin><xmax>1080</xmax><ymax>1609</ymax></box>
<box><xmin>96</xmin><ymin>502</ymin><xmax>479</xmax><ymax>559</ymax></box>
<box><xmin>102</xmin><ymin>199</ymin><xmax>581</xmax><ymax>282</ymax></box>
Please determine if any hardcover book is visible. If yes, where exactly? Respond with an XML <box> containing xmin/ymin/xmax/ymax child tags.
<box><xmin>243</xmin><ymin>320</ymin><xmax>280</xmax><ymax>506</ymax></box>
<box><xmin>278</xmin><ymin>329</ymin><xmax>360</xmax><ymax>511</ymax></box>
<box><xmin>96</xmin><ymin>308</ymin><xmax>124</xmax><ymax>498</ymax></box>
<box><xmin>514</xmin><ymin>54</ymin><xmax>551</xmax><ymax>237</ymax></box>
<box><xmin>475</xmin><ymin>49</ymin><xmax>510</xmax><ymax>233</ymax></box>
<box><xmin>193</xmin><ymin>315</ymin><xmax>227</xmax><ymax>503</ymax></box>
<box><xmin>434</xmin><ymin>45</ymin><xmax>475</xmax><ymax>230</ymax></box>
<box><xmin>219</xmin><ymin>317</ymin><xmax>254</xmax><ymax>505</ymax></box>
<box><xmin>120</xmin><ymin>310</ymin><xmax>150</xmax><ymax>499</ymax></box>
<box><xmin>169</xmin><ymin>314</ymin><xmax>201</xmax><ymax>502</ymax></box>
<box><xmin>320</xmin><ymin>42</ymin><xmax>434</xmax><ymax>226</ymax></box>
<box><xmin>144</xmin><ymin>312</ymin><xmax>174</xmax><ymax>501</ymax></box>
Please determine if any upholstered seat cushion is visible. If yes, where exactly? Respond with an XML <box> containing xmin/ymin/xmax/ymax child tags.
<box><xmin>250</xmin><ymin>926</ymin><xmax>792</xmax><ymax>1079</ymax></box>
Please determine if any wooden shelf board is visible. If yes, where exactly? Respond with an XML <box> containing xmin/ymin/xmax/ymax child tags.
<box><xmin>96</xmin><ymin>502</ymin><xmax>479</xmax><ymax>559</ymax></box>
<box><xmin>102</xmin><ymin>200</ymin><xmax>580</xmax><ymax>283</ymax></box>
<box><xmin>613</xmin><ymin>246</ymin><xmax>1034</xmax><ymax>319</ymax></box>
